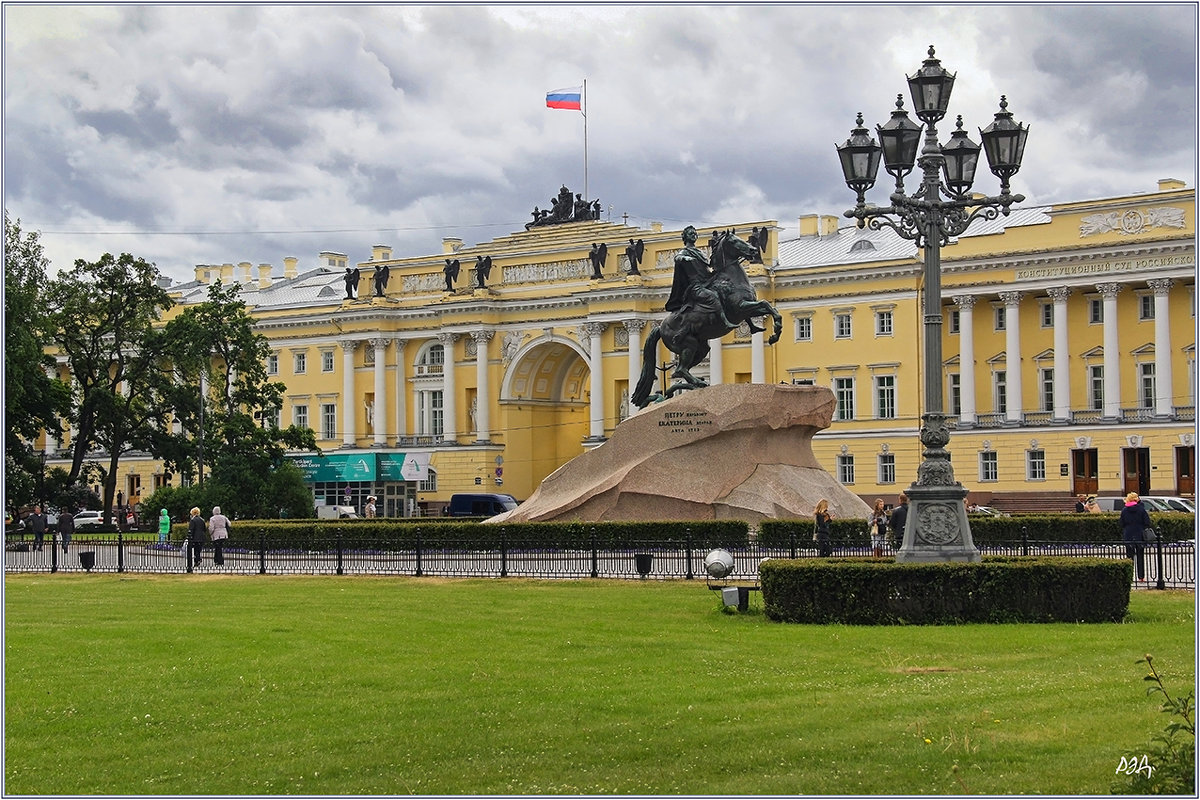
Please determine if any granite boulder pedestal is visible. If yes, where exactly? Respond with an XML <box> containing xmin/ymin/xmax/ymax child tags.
<box><xmin>488</xmin><ymin>383</ymin><xmax>870</xmax><ymax>525</ymax></box>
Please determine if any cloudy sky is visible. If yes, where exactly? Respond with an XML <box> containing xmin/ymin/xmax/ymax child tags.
<box><xmin>4</xmin><ymin>3</ymin><xmax>1196</xmax><ymax>284</ymax></box>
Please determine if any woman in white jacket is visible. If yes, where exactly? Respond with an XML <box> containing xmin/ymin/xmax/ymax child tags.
<box><xmin>208</xmin><ymin>506</ymin><xmax>231</xmax><ymax>566</ymax></box>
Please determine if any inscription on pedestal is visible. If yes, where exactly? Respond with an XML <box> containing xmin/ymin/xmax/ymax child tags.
<box><xmin>658</xmin><ymin>410</ymin><xmax>713</xmax><ymax>435</ymax></box>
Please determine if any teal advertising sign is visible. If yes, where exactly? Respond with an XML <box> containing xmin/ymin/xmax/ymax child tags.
<box><xmin>289</xmin><ymin>453</ymin><xmax>429</xmax><ymax>483</ymax></box>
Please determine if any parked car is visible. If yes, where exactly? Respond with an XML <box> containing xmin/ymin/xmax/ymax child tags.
<box><xmin>447</xmin><ymin>493</ymin><xmax>519</xmax><ymax>517</ymax></box>
<box><xmin>73</xmin><ymin>510</ymin><xmax>112</xmax><ymax>530</ymax></box>
<box><xmin>1093</xmin><ymin>496</ymin><xmax>1191</xmax><ymax>513</ymax></box>
<box><xmin>967</xmin><ymin>505</ymin><xmax>1010</xmax><ymax>517</ymax></box>
<box><xmin>315</xmin><ymin>505</ymin><xmax>359</xmax><ymax>520</ymax></box>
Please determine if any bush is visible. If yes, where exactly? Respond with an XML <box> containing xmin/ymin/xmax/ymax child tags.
<box><xmin>759</xmin><ymin>556</ymin><xmax>1131</xmax><ymax>624</ymax></box>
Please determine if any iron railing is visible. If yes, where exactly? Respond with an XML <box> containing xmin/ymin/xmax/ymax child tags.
<box><xmin>6</xmin><ymin>531</ymin><xmax>1194</xmax><ymax>589</ymax></box>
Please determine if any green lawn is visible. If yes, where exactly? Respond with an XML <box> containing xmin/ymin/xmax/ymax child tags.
<box><xmin>4</xmin><ymin>574</ymin><xmax>1193</xmax><ymax>795</ymax></box>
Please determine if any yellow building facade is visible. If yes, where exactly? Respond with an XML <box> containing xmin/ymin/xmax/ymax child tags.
<box><xmin>46</xmin><ymin>180</ymin><xmax>1196</xmax><ymax>515</ymax></box>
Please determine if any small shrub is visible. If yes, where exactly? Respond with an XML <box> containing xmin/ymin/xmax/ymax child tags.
<box><xmin>1112</xmin><ymin>655</ymin><xmax>1196</xmax><ymax>795</ymax></box>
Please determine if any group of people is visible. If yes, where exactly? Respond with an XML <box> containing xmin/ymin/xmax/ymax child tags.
<box><xmin>184</xmin><ymin>506</ymin><xmax>232</xmax><ymax>569</ymax></box>
<box><xmin>812</xmin><ymin>493</ymin><xmax>909</xmax><ymax>558</ymax></box>
<box><xmin>1074</xmin><ymin>494</ymin><xmax>1102</xmax><ymax>513</ymax></box>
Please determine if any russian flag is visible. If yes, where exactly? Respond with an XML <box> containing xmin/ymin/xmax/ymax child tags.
<box><xmin>546</xmin><ymin>86</ymin><xmax>582</xmax><ymax>111</ymax></box>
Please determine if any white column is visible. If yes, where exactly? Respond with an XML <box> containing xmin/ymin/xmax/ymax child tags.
<box><xmin>751</xmin><ymin>329</ymin><xmax>765</xmax><ymax>384</ymax></box>
<box><xmin>625</xmin><ymin>320</ymin><xmax>646</xmax><ymax>393</ymax></box>
<box><xmin>585</xmin><ymin>322</ymin><xmax>607</xmax><ymax>440</ymax></box>
<box><xmin>1149</xmin><ymin>278</ymin><xmax>1175</xmax><ymax>417</ymax></box>
<box><xmin>999</xmin><ymin>291</ymin><xmax>1023</xmax><ymax>424</ymax></box>
<box><xmin>954</xmin><ymin>295</ymin><xmax>977</xmax><ymax>426</ymax></box>
<box><xmin>708</xmin><ymin>337</ymin><xmax>724</xmax><ymax>386</ymax></box>
<box><xmin>472</xmin><ymin>329</ymin><xmax>493</xmax><ymax>442</ymax></box>
<box><xmin>341</xmin><ymin>340</ymin><xmax>357</xmax><ymax>447</ymax></box>
<box><xmin>1048</xmin><ymin>287</ymin><xmax>1072</xmax><ymax>422</ymax></box>
<box><xmin>371</xmin><ymin>337</ymin><xmax>388</xmax><ymax>447</ymax></box>
<box><xmin>1097</xmin><ymin>282</ymin><xmax>1123</xmax><ymax>419</ymax></box>
<box><xmin>438</xmin><ymin>333</ymin><xmax>458</xmax><ymax>444</ymax></box>
<box><xmin>393</xmin><ymin>339</ymin><xmax>407</xmax><ymax>440</ymax></box>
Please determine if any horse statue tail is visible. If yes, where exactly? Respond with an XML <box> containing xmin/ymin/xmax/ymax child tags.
<box><xmin>630</xmin><ymin>325</ymin><xmax>662</xmax><ymax>409</ymax></box>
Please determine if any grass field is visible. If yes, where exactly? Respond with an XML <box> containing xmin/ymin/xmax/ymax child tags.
<box><xmin>4</xmin><ymin>574</ymin><xmax>1194</xmax><ymax>795</ymax></box>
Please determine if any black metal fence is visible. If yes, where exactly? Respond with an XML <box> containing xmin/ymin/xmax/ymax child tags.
<box><xmin>5</xmin><ymin>531</ymin><xmax>1195</xmax><ymax>589</ymax></box>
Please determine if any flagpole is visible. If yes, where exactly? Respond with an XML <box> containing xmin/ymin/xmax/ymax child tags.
<box><xmin>582</xmin><ymin>78</ymin><xmax>588</xmax><ymax>204</ymax></box>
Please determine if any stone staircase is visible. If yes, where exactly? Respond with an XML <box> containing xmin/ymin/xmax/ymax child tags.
<box><xmin>985</xmin><ymin>492</ymin><xmax>1079</xmax><ymax>514</ymax></box>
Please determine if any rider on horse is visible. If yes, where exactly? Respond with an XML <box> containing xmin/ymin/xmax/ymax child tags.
<box><xmin>665</xmin><ymin>226</ymin><xmax>764</xmax><ymax>334</ymax></box>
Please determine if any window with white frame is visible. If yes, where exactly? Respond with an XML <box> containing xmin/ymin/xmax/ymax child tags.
<box><xmin>878</xmin><ymin>452</ymin><xmax>896</xmax><ymax>484</ymax></box>
<box><xmin>321</xmin><ymin>403</ymin><xmax>337</xmax><ymax>440</ymax></box>
<box><xmin>994</xmin><ymin>305</ymin><xmax>1006</xmax><ymax>331</ymax></box>
<box><xmin>417</xmin><ymin>390</ymin><xmax>444</xmax><ymax>436</ymax></box>
<box><xmin>1040</xmin><ymin>368</ymin><xmax>1054</xmax><ymax>412</ymax></box>
<box><xmin>875</xmin><ymin>310</ymin><xmax>893</xmax><ymax>336</ymax></box>
<box><xmin>979</xmin><ymin>451</ymin><xmax>998</xmax><ymax>482</ymax></box>
<box><xmin>1139</xmin><ymin>293</ymin><xmax>1155</xmax><ymax>321</ymax></box>
<box><xmin>875</xmin><ymin>374</ymin><xmax>896</xmax><ymax>419</ymax></box>
<box><xmin>833</xmin><ymin>377</ymin><xmax>855</xmax><ymax>421</ymax></box>
<box><xmin>834</xmin><ymin>312</ymin><xmax>852</xmax><ymax>339</ymax></box>
<box><xmin>948</xmin><ymin>373</ymin><xmax>962</xmax><ymax>416</ymax></box>
<box><xmin>267</xmin><ymin>353</ymin><xmax>279</xmax><ymax>375</ymax></box>
<box><xmin>993</xmin><ymin>370</ymin><xmax>1007</xmax><ymax>415</ymax></box>
<box><xmin>1139</xmin><ymin>362</ymin><xmax>1156</xmax><ymax>408</ymax></box>
<box><xmin>321</xmin><ymin>350</ymin><xmax>335</xmax><ymax>372</ymax></box>
<box><xmin>794</xmin><ymin>315</ymin><xmax>812</xmax><ymax>342</ymax></box>
<box><xmin>419</xmin><ymin>467</ymin><xmax>438</xmax><ymax>493</ymax></box>
<box><xmin>1040</xmin><ymin>301</ymin><xmax>1053</xmax><ymax>327</ymax></box>
<box><xmin>1027</xmin><ymin>449</ymin><xmax>1046</xmax><ymax>481</ymax></box>
<box><xmin>293</xmin><ymin>404</ymin><xmax>308</xmax><ymax>429</ymax></box>
<box><xmin>837</xmin><ymin>454</ymin><xmax>855</xmax><ymax>484</ymax></box>
<box><xmin>1090</xmin><ymin>365</ymin><xmax>1104</xmax><ymax>410</ymax></box>
<box><xmin>293</xmin><ymin>351</ymin><xmax>307</xmax><ymax>374</ymax></box>
<box><xmin>949</xmin><ymin>309</ymin><xmax>960</xmax><ymax>334</ymax></box>
<box><xmin>416</xmin><ymin>343</ymin><xmax>445</xmax><ymax>375</ymax></box>
<box><xmin>1089</xmin><ymin>297</ymin><xmax>1103</xmax><ymax>324</ymax></box>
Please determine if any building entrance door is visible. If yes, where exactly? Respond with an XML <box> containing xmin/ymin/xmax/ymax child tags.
<box><xmin>1122</xmin><ymin>447</ymin><xmax>1151</xmax><ymax>495</ymax></box>
<box><xmin>1071</xmin><ymin>448</ymin><xmax>1098</xmax><ymax>496</ymax></box>
<box><xmin>1175</xmin><ymin>446</ymin><xmax>1195</xmax><ymax>497</ymax></box>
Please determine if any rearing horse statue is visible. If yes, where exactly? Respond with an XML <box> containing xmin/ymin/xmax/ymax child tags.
<box><xmin>631</xmin><ymin>229</ymin><xmax>782</xmax><ymax>408</ymax></box>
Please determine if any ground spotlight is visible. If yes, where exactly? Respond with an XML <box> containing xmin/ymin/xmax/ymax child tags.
<box><xmin>704</xmin><ymin>548</ymin><xmax>734</xmax><ymax>579</ymax></box>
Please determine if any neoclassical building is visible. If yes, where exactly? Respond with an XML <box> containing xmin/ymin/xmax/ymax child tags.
<box><xmin>46</xmin><ymin>179</ymin><xmax>1196</xmax><ymax>516</ymax></box>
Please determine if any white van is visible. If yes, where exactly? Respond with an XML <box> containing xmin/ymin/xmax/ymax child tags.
<box><xmin>316</xmin><ymin>505</ymin><xmax>359</xmax><ymax>519</ymax></box>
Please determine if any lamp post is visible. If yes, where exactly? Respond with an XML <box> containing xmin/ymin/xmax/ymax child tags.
<box><xmin>836</xmin><ymin>45</ymin><xmax>1028</xmax><ymax>563</ymax></box>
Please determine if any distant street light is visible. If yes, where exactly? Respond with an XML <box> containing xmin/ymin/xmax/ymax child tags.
<box><xmin>836</xmin><ymin>45</ymin><xmax>1028</xmax><ymax>563</ymax></box>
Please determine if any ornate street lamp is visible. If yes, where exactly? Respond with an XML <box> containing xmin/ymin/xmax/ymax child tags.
<box><xmin>836</xmin><ymin>45</ymin><xmax>1029</xmax><ymax>563</ymax></box>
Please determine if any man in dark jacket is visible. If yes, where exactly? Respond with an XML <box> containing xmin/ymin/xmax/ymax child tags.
<box><xmin>58</xmin><ymin>506</ymin><xmax>75</xmax><ymax>554</ymax></box>
<box><xmin>27</xmin><ymin>506</ymin><xmax>48</xmax><ymax>551</ymax></box>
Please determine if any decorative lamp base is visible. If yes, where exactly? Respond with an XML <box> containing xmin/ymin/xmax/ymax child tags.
<box><xmin>894</xmin><ymin>483</ymin><xmax>981</xmax><ymax>563</ymax></box>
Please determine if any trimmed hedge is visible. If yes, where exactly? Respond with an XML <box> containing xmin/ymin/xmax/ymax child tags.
<box><xmin>759</xmin><ymin>512</ymin><xmax>1193</xmax><ymax>548</ymax></box>
<box><xmin>171</xmin><ymin>519</ymin><xmax>751</xmax><ymax>552</ymax></box>
<box><xmin>759</xmin><ymin>556</ymin><xmax>1132</xmax><ymax>624</ymax></box>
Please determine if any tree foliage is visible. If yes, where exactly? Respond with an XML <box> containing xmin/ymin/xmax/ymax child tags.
<box><xmin>4</xmin><ymin>214</ymin><xmax>71</xmax><ymax>512</ymax></box>
<box><xmin>45</xmin><ymin>252</ymin><xmax>175</xmax><ymax>518</ymax></box>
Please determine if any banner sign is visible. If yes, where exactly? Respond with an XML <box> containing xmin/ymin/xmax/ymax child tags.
<box><xmin>290</xmin><ymin>452</ymin><xmax>429</xmax><ymax>483</ymax></box>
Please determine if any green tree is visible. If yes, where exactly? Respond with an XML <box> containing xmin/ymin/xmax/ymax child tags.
<box><xmin>159</xmin><ymin>281</ymin><xmax>317</xmax><ymax>517</ymax></box>
<box><xmin>4</xmin><ymin>214</ymin><xmax>71</xmax><ymax>514</ymax></box>
<box><xmin>45</xmin><ymin>252</ymin><xmax>175</xmax><ymax>519</ymax></box>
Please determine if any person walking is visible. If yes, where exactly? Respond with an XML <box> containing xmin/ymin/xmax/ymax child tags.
<box><xmin>27</xmin><ymin>505</ymin><xmax>48</xmax><ymax>551</ymax></box>
<box><xmin>869</xmin><ymin>499</ymin><xmax>888</xmax><ymax>557</ymax></box>
<box><xmin>814</xmin><ymin>499</ymin><xmax>834</xmax><ymax>558</ymax></box>
<box><xmin>158</xmin><ymin>508</ymin><xmax>171</xmax><ymax>543</ymax></box>
<box><xmin>889</xmin><ymin>493</ymin><xmax>909</xmax><ymax>550</ymax></box>
<box><xmin>186</xmin><ymin>507</ymin><xmax>206</xmax><ymax>569</ymax></box>
<box><xmin>208</xmin><ymin>506</ymin><xmax>231</xmax><ymax>566</ymax></box>
<box><xmin>364</xmin><ymin>496</ymin><xmax>377</xmax><ymax>518</ymax></box>
<box><xmin>1120</xmin><ymin>492</ymin><xmax>1153</xmax><ymax>583</ymax></box>
<box><xmin>58</xmin><ymin>505</ymin><xmax>75</xmax><ymax>554</ymax></box>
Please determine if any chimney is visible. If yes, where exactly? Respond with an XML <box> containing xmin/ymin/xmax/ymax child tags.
<box><xmin>239</xmin><ymin>261</ymin><xmax>252</xmax><ymax>283</ymax></box>
<box><xmin>442</xmin><ymin>237</ymin><xmax>463</xmax><ymax>254</ymax></box>
<box><xmin>220</xmin><ymin>263</ymin><xmax>235</xmax><ymax>283</ymax></box>
<box><xmin>820</xmin><ymin>215</ymin><xmax>839</xmax><ymax>236</ymax></box>
<box><xmin>194</xmin><ymin>265</ymin><xmax>210</xmax><ymax>283</ymax></box>
<box><xmin>371</xmin><ymin>244</ymin><xmax>392</xmax><ymax>261</ymax></box>
<box><xmin>798</xmin><ymin>214</ymin><xmax>819</xmax><ymax>236</ymax></box>
<box><xmin>284</xmin><ymin>257</ymin><xmax>299</xmax><ymax>279</ymax></box>
<box><xmin>257</xmin><ymin>263</ymin><xmax>273</xmax><ymax>289</ymax></box>
<box><xmin>1158</xmin><ymin>177</ymin><xmax>1186</xmax><ymax>191</ymax></box>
